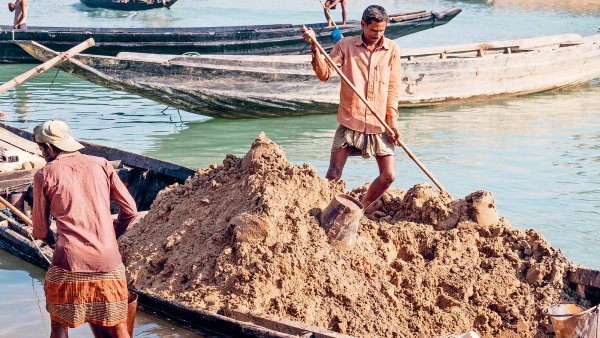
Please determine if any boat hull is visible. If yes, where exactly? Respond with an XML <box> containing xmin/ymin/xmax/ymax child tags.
<box><xmin>0</xmin><ymin>8</ymin><xmax>461</xmax><ymax>63</ymax></box>
<box><xmin>80</xmin><ymin>0</ymin><xmax>178</xmax><ymax>11</ymax></box>
<box><xmin>15</xmin><ymin>33</ymin><xmax>600</xmax><ymax>118</ymax></box>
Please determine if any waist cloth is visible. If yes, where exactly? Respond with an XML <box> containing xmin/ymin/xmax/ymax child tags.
<box><xmin>331</xmin><ymin>124</ymin><xmax>396</xmax><ymax>158</ymax></box>
<box><xmin>44</xmin><ymin>263</ymin><xmax>128</xmax><ymax>327</ymax></box>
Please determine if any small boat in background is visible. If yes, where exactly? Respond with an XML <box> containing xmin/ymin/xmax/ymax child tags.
<box><xmin>15</xmin><ymin>33</ymin><xmax>600</xmax><ymax>118</ymax></box>
<box><xmin>80</xmin><ymin>0</ymin><xmax>178</xmax><ymax>11</ymax></box>
<box><xmin>0</xmin><ymin>7</ymin><xmax>462</xmax><ymax>63</ymax></box>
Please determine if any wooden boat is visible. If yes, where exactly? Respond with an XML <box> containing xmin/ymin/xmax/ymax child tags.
<box><xmin>0</xmin><ymin>7</ymin><xmax>462</xmax><ymax>63</ymax></box>
<box><xmin>0</xmin><ymin>122</ymin><xmax>356</xmax><ymax>338</ymax></box>
<box><xmin>16</xmin><ymin>32</ymin><xmax>600</xmax><ymax>118</ymax></box>
<box><xmin>80</xmin><ymin>0</ymin><xmax>178</xmax><ymax>11</ymax></box>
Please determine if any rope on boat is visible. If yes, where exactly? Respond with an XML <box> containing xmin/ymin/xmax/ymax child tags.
<box><xmin>24</xmin><ymin>69</ymin><xmax>60</xmax><ymax>124</ymax></box>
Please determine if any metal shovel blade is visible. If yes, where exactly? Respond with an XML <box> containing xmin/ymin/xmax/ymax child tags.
<box><xmin>320</xmin><ymin>194</ymin><xmax>364</xmax><ymax>250</ymax></box>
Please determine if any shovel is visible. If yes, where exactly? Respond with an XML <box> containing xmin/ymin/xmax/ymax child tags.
<box><xmin>305</xmin><ymin>27</ymin><xmax>451</xmax><ymax>249</ymax></box>
<box><xmin>317</xmin><ymin>0</ymin><xmax>343</xmax><ymax>43</ymax></box>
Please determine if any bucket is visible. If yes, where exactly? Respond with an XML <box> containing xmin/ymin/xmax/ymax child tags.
<box><xmin>320</xmin><ymin>194</ymin><xmax>364</xmax><ymax>250</ymax></box>
<box><xmin>127</xmin><ymin>291</ymin><xmax>138</xmax><ymax>337</ymax></box>
<box><xmin>543</xmin><ymin>304</ymin><xmax>599</xmax><ymax>338</ymax></box>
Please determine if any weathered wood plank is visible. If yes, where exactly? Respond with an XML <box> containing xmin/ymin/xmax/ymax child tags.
<box><xmin>570</xmin><ymin>268</ymin><xmax>600</xmax><ymax>289</ymax></box>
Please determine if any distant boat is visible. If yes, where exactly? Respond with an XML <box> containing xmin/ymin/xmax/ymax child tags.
<box><xmin>0</xmin><ymin>7</ymin><xmax>462</xmax><ymax>63</ymax></box>
<box><xmin>20</xmin><ymin>33</ymin><xmax>599</xmax><ymax>119</ymax></box>
<box><xmin>80</xmin><ymin>0</ymin><xmax>178</xmax><ymax>11</ymax></box>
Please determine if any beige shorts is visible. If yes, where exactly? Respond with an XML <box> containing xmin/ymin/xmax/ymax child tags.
<box><xmin>331</xmin><ymin>124</ymin><xmax>395</xmax><ymax>159</ymax></box>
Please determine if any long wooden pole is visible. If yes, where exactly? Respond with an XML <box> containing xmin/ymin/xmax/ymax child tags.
<box><xmin>0</xmin><ymin>38</ymin><xmax>95</xmax><ymax>94</ymax></box>
<box><xmin>303</xmin><ymin>27</ymin><xmax>450</xmax><ymax>196</ymax></box>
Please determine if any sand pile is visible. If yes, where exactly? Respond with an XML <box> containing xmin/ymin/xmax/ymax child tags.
<box><xmin>119</xmin><ymin>133</ymin><xmax>586</xmax><ymax>337</ymax></box>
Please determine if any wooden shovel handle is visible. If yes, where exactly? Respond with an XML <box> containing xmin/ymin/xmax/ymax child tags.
<box><xmin>303</xmin><ymin>27</ymin><xmax>450</xmax><ymax>196</ymax></box>
<box><xmin>0</xmin><ymin>38</ymin><xmax>95</xmax><ymax>94</ymax></box>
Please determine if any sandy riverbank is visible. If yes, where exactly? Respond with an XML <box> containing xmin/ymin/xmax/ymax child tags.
<box><xmin>119</xmin><ymin>133</ymin><xmax>587</xmax><ymax>337</ymax></box>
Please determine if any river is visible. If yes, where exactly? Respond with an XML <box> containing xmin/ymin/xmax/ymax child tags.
<box><xmin>0</xmin><ymin>0</ymin><xmax>599</xmax><ymax>336</ymax></box>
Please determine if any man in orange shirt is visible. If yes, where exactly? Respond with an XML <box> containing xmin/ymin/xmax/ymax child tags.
<box><xmin>302</xmin><ymin>5</ymin><xmax>402</xmax><ymax>209</ymax></box>
<box><xmin>32</xmin><ymin>120</ymin><xmax>137</xmax><ymax>338</ymax></box>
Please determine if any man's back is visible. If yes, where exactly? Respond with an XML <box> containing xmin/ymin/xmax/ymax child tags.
<box><xmin>33</xmin><ymin>152</ymin><xmax>137</xmax><ymax>272</ymax></box>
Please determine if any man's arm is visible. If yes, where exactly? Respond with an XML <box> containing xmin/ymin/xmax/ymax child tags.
<box><xmin>32</xmin><ymin>172</ymin><xmax>53</xmax><ymax>247</ymax></box>
<box><xmin>301</xmin><ymin>26</ymin><xmax>342</xmax><ymax>82</ymax></box>
<box><xmin>386</xmin><ymin>46</ymin><xmax>402</xmax><ymax>145</ymax></box>
<box><xmin>107</xmin><ymin>162</ymin><xmax>137</xmax><ymax>238</ymax></box>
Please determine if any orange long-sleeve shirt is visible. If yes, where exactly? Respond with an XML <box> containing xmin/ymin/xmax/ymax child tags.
<box><xmin>33</xmin><ymin>152</ymin><xmax>137</xmax><ymax>272</ymax></box>
<box><xmin>312</xmin><ymin>34</ymin><xmax>402</xmax><ymax>134</ymax></box>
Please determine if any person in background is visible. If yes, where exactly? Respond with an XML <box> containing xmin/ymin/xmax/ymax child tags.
<box><xmin>8</xmin><ymin>0</ymin><xmax>27</xmax><ymax>29</ymax></box>
<box><xmin>323</xmin><ymin>0</ymin><xmax>347</xmax><ymax>27</ymax></box>
<box><xmin>32</xmin><ymin>120</ymin><xmax>137</xmax><ymax>338</ymax></box>
<box><xmin>302</xmin><ymin>5</ymin><xmax>402</xmax><ymax>210</ymax></box>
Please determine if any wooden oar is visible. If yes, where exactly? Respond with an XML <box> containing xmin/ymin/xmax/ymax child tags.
<box><xmin>303</xmin><ymin>26</ymin><xmax>450</xmax><ymax>197</ymax></box>
<box><xmin>317</xmin><ymin>0</ymin><xmax>343</xmax><ymax>42</ymax></box>
<box><xmin>0</xmin><ymin>38</ymin><xmax>95</xmax><ymax>94</ymax></box>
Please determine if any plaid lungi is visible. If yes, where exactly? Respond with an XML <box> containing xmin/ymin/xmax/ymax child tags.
<box><xmin>44</xmin><ymin>263</ymin><xmax>128</xmax><ymax>328</ymax></box>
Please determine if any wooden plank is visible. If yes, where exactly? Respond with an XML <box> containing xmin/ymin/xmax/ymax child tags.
<box><xmin>569</xmin><ymin>267</ymin><xmax>600</xmax><ymax>305</ymax></box>
<box><xmin>570</xmin><ymin>267</ymin><xmax>600</xmax><ymax>288</ymax></box>
<box><xmin>0</xmin><ymin>127</ymin><xmax>40</xmax><ymax>154</ymax></box>
<box><xmin>225</xmin><ymin>310</ymin><xmax>354</xmax><ymax>338</ymax></box>
<box><xmin>401</xmin><ymin>33</ymin><xmax>582</xmax><ymax>58</ymax></box>
<box><xmin>0</xmin><ymin>177</ymin><xmax>34</xmax><ymax>191</ymax></box>
<box><xmin>0</xmin><ymin>168</ymin><xmax>36</xmax><ymax>181</ymax></box>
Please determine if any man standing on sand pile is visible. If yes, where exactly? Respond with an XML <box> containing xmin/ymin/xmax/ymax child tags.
<box><xmin>302</xmin><ymin>5</ymin><xmax>402</xmax><ymax>209</ymax></box>
<box><xmin>8</xmin><ymin>0</ymin><xmax>27</xmax><ymax>29</ymax></box>
<box><xmin>32</xmin><ymin>120</ymin><xmax>138</xmax><ymax>338</ymax></box>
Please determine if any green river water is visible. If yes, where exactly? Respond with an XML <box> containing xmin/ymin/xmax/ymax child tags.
<box><xmin>0</xmin><ymin>0</ymin><xmax>599</xmax><ymax>336</ymax></box>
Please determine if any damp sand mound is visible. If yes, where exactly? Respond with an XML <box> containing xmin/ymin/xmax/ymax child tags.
<box><xmin>119</xmin><ymin>133</ymin><xmax>586</xmax><ymax>337</ymax></box>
